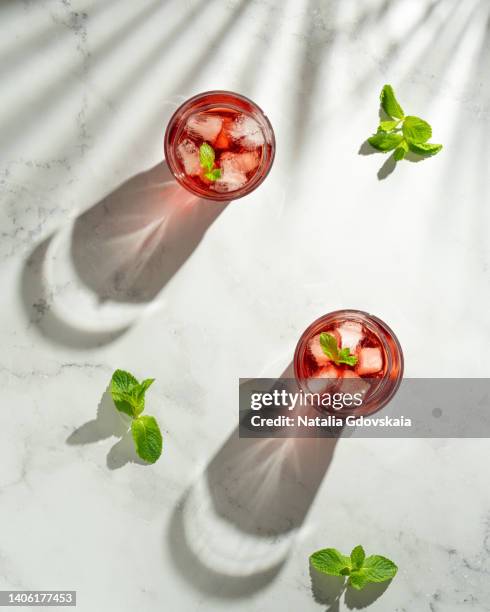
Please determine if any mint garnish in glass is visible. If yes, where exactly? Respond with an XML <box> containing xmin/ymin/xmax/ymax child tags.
<box><xmin>199</xmin><ymin>142</ymin><xmax>222</xmax><ymax>181</ymax></box>
<box><xmin>319</xmin><ymin>332</ymin><xmax>358</xmax><ymax>366</ymax></box>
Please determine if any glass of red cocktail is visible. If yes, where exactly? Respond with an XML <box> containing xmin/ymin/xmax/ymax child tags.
<box><xmin>294</xmin><ymin>310</ymin><xmax>404</xmax><ymax>416</ymax></box>
<box><xmin>164</xmin><ymin>91</ymin><xmax>275</xmax><ymax>201</ymax></box>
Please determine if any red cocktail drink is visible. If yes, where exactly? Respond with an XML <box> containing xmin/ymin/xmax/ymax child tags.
<box><xmin>165</xmin><ymin>91</ymin><xmax>275</xmax><ymax>201</ymax></box>
<box><xmin>294</xmin><ymin>310</ymin><xmax>403</xmax><ymax>416</ymax></box>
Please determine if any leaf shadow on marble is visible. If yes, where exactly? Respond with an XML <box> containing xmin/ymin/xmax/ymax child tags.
<box><xmin>106</xmin><ymin>430</ymin><xmax>147</xmax><ymax>470</ymax></box>
<box><xmin>292</xmin><ymin>0</ymin><xmax>339</xmax><ymax>160</ymax></box>
<box><xmin>166</xmin><ymin>363</ymin><xmax>341</xmax><ymax>599</ymax></box>
<box><xmin>20</xmin><ymin>161</ymin><xmax>228</xmax><ymax>348</ymax></box>
<box><xmin>358</xmin><ymin>139</ymin><xmax>398</xmax><ymax>181</ymax></box>
<box><xmin>0</xmin><ymin>0</ymin><xmax>207</xmax><ymax>151</ymax></box>
<box><xmin>172</xmin><ymin>0</ymin><xmax>249</xmax><ymax>94</ymax></box>
<box><xmin>310</xmin><ymin>561</ymin><xmax>392</xmax><ymax>611</ymax></box>
<box><xmin>310</xmin><ymin>563</ymin><xmax>344</xmax><ymax>611</ymax></box>
<box><xmin>376</xmin><ymin>153</ymin><xmax>397</xmax><ymax>181</ymax></box>
<box><xmin>66</xmin><ymin>387</ymin><xmax>146</xmax><ymax>470</ymax></box>
<box><xmin>344</xmin><ymin>579</ymin><xmax>391</xmax><ymax>609</ymax></box>
<box><xmin>358</xmin><ymin>140</ymin><xmax>428</xmax><ymax>181</ymax></box>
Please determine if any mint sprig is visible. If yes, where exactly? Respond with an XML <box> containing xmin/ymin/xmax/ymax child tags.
<box><xmin>367</xmin><ymin>132</ymin><xmax>403</xmax><ymax>152</ymax></box>
<box><xmin>110</xmin><ymin>369</ymin><xmax>162</xmax><ymax>464</ymax></box>
<box><xmin>367</xmin><ymin>84</ymin><xmax>442</xmax><ymax>162</ymax></box>
<box><xmin>319</xmin><ymin>332</ymin><xmax>358</xmax><ymax>367</ymax></box>
<box><xmin>310</xmin><ymin>545</ymin><xmax>398</xmax><ymax>591</ymax></box>
<box><xmin>199</xmin><ymin>142</ymin><xmax>222</xmax><ymax>181</ymax></box>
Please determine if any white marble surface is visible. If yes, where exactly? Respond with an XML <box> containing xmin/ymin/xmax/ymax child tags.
<box><xmin>1</xmin><ymin>0</ymin><xmax>490</xmax><ymax>610</ymax></box>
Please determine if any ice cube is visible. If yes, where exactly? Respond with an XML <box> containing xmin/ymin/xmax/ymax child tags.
<box><xmin>338</xmin><ymin>370</ymin><xmax>371</xmax><ymax>400</ymax></box>
<box><xmin>186</xmin><ymin>113</ymin><xmax>223</xmax><ymax>143</ymax></box>
<box><xmin>228</xmin><ymin>115</ymin><xmax>265</xmax><ymax>149</ymax></box>
<box><xmin>211</xmin><ymin>157</ymin><xmax>247</xmax><ymax>193</ymax></box>
<box><xmin>308</xmin><ymin>365</ymin><xmax>339</xmax><ymax>394</ymax></box>
<box><xmin>356</xmin><ymin>347</ymin><xmax>383</xmax><ymax>376</ymax></box>
<box><xmin>308</xmin><ymin>334</ymin><xmax>331</xmax><ymax>367</ymax></box>
<box><xmin>307</xmin><ymin>332</ymin><xmax>340</xmax><ymax>367</ymax></box>
<box><xmin>212</xmin><ymin>151</ymin><xmax>261</xmax><ymax>192</ymax></box>
<box><xmin>317</xmin><ymin>365</ymin><xmax>340</xmax><ymax>379</ymax></box>
<box><xmin>176</xmin><ymin>139</ymin><xmax>201</xmax><ymax>176</ymax></box>
<box><xmin>342</xmin><ymin>370</ymin><xmax>360</xmax><ymax>378</ymax></box>
<box><xmin>220</xmin><ymin>151</ymin><xmax>260</xmax><ymax>174</ymax></box>
<box><xmin>337</xmin><ymin>321</ymin><xmax>363</xmax><ymax>351</ymax></box>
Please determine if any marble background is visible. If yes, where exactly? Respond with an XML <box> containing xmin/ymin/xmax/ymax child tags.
<box><xmin>1</xmin><ymin>0</ymin><xmax>489</xmax><ymax>610</ymax></box>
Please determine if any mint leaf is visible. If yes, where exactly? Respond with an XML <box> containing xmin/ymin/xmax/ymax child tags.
<box><xmin>347</xmin><ymin>554</ymin><xmax>397</xmax><ymax>589</ymax></box>
<box><xmin>319</xmin><ymin>333</ymin><xmax>339</xmax><ymax>361</ymax></box>
<box><xmin>131</xmin><ymin>415</ymin><xmax>163</xmax><ymax>464</ymax></box>
<box><xmin>131</xmin><ymin>379</ymin><xmax>155</xmax><ymax>416</ymax></box>
<box><xmin>394</xmin><ymin>139</ymin><xmax>408</xmax><ymax>161</ymax></box>
<box><xmin>338</xmin><ymin>348</ymin><xmax>358</xmax><ymax>367</ymax></box>
<box><xmin>360</xmin><ymin>555</ymin><xmax>398</xmax><ymax>583</ymax></box>
<box><xmin>378</xmin><ymin>120</ymin><xmax>400</xmax><ymax>132</ymax></box>
<box><xmin>133</xmin><ymin>378</ymin><xmax>155</xmax><ymax>416</ymax></box>
<box><xmin>393</xmin><ymin>147</ymin><xmax>405</xmax><ymax>161</ymax></box>
<box><xmin>111</xmin><ymin>370</ymin><xmax>155</xmax><ymax>418</ymax></box>
<box><xmin>199</xmin><ymin>142</ymin><xmax>216</xmax><ymax>172</ymax></box>
<box><xmin>112</xmin><ymin>369</ymin><xmax>139</xmax><ymax>394</ymax></box>
<box><xmin>349</xmin><ymin>571</ymin><xmax>370</xmax><ymax>590</ymax></box>
<box><xmin>204</xmin><ymin>168</ymin><xmax>222</xmax><ymax>181</ymax></box>
<box><xmin>310</xmin><ymin>548</ymin><xmax>351</xmax><ymax>577</ymax></box>
<box><xmin>112</xmin><ymin>394</ymin><xmax>136</xmax><ymax>418</ymax></box>
<box><xmin>319</xmin><ymin>333</ymin><xmax>358</xmax><ymax>366</ymax></box>
<box><xmin>380</xmin><ymin>85</ymin><xmax>404</xmax><ymax>119</ymax></box>
<box><xmin>199</xmin><ymin>144</ymin><xmax>221</xmax><ymax>180</ymax></box>
<box><xmin>130</xmin><ymin>390</ymin><xmax>145</xmax><ymax>416</ymax></box>
<box><xmin>407</xmin><ymin>141</ymin><xmax>442</xmax><ymax>156</ymax></box>
<box><xmin>368</xmin><ymin>132</ymin><xmax>403</xmax><ymax>152</ymax></box>
<box><xmin>139</xmin><ymin>378</ymin><xmax>155</xmax><ymax>393</ymax></box>
<box><xmin>111</xmin><ymin>369</ymin><xmax>140</xmax><ymax>417</ymax></box>
<box><xmin>402</xmin><ymin>116</ymin><xmax>432</xmax><ymax>143</ymax></box>
<box><xmin>350</xmin><ymin>545</ymin><xmax>366</xmax><ymax>570</ymax></box>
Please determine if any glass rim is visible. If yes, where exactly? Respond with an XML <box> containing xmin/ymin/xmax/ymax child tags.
<box><xmin>293</xmin><ymin>309</ymin><xmax>404</xmax><ymax>416</ymax></box>
<box><xmin>164</xmin><ymin>90</ymin><xmax>276</xmax><ymax>201</ymax></box>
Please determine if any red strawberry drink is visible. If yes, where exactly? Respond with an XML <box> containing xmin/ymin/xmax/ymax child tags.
<box><xmin>294</xmin><ymin>310</ymin><xmax>404</xmax><ymax>416</ymax></box>
<box><xmin>164</xmin><ymin>91</ymin><xmax>275</xmax><ymax>201</ymax></box>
